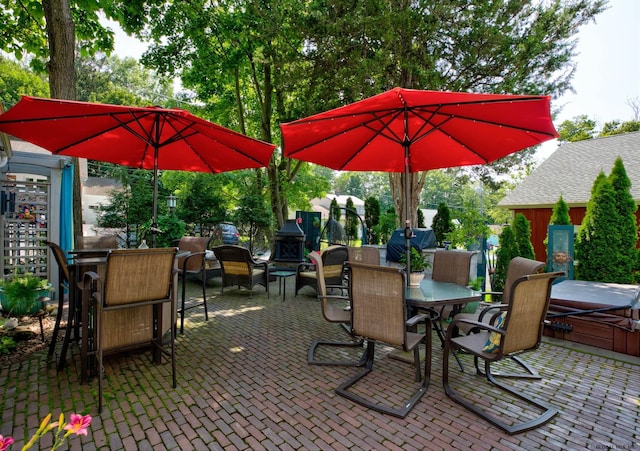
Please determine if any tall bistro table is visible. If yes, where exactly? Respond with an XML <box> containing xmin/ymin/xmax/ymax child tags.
<box><xmin>404</xmin><ymin>278</ymin><xmax>481</xmax><ymax>375</ymax></box>
<box><xmin>63</xmin><ymin>248</ymin><xmax>186</xmax><ymax>382</ymax></box>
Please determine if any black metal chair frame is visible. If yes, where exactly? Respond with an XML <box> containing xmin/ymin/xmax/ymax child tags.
<box><xmin>177</xmin><ymin>236</ymin><xmax>211</xmax><ymax>334</ymax></box>
<box><xmin>306</xmin><ymin>251</ymin><xmax>365</xmax><ymax>367</ymax></box>
<box><xmin>335</xmin><ymin>262</ymin><xmax>431</xmax><ymax>418</ymax></box>
<box><xmin>442</xmin><ymin>271</ymin><xmax>564</xmax><ymax>434</ymax></box>
<box><xmin>83</xmin><ymin>248</ymin><xmax>178</xmax><ymax>413</ymax></box>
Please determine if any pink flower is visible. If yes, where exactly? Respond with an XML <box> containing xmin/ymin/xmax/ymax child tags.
<box><xmin>63</xmin><ymin>414</ymin><xmax>92</xmax><ymax>436</ymax></box>
<box><xmin>0</xmin><ymin>435</ymin><xmax>14</xmax><ymax>451</ymax></box>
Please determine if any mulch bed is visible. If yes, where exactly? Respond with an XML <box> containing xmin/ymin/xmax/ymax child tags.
<box><xmin>0</xmin><ymin>314</ymin><xmax>59</xmax><ymax>365</ymax></box>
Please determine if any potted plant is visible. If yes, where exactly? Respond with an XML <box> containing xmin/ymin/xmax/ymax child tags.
<box><xmin>0</xmin><ymin>273</ymin><xmax>51</xmax><ymax>316</ymax></box>
<box><xmin>399</xmin><ymin>248</ymin><xmax>431</xmax><ymax>286</ymax></box>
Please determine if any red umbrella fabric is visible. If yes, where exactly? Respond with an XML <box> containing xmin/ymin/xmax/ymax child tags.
<box><xmin>281</xmin><ymin>87</ymin><xmax>558</xmax><ymax>172</ymax></box>
<box><xmin>281</xmin><ymin>87</ymin><xmax>558</xmax><ymax>275</ymax></box>
<box><xmin>0</xmin><ymin>96</ymin><xmax>276</xmax><ymax>235</ymax></box>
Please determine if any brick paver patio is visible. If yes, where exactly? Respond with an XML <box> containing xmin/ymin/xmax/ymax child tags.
<box><xmin>0</xmin><ymin>276</ymin><xmax>638</xmax><ymax>450</ymax></box>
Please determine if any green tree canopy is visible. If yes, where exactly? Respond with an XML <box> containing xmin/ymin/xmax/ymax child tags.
<box><xmin>0</xmin><ymin>57</ymin><xmax>49</xmax><ymax>108</ymax></box>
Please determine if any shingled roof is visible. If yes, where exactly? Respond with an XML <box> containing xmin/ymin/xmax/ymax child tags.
<box><xmin>499</xmin><ymin>131</ymin><xmax>640</xmax><ymax>208</ymax></box>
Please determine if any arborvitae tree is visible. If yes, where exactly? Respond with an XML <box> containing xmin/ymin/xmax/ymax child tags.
<box><xmin>550</xmin><ymin>195</ymin><xmax>571</xmax><ymax>225</ymax></box>
<box><xmin>364</xmin><ymin>196</ymin><xmax>380</xmax><ymax>245</ymax></box>
<box><xmin>344</xmin><ymin>197</ymin><xmax>358</xmax><ymax>243</ymax></box>
<box><xmin>493</xmin><ymin>225</ymin><xmax>518</xmax><ymax>293</ymax></box>
<box><xmin>432</xmin><ymin>202</ymin><xmax>454</xmax><ymax>247</ymax></box>
<box><xmin>330</xmin><ymin>198</ymin><xmax>340</xmax><ymax>221</ymax></box>
<box><xmin>576</xmin><ymin>177</ymin><xmax>619</xmax><ymax>281</ymax></box>
<box><xmin>544</xmin><ymin>195</ymin><xmax>572</xmax><ymax>261</ymax></box>
<box><xmin>417</xmin><ymin>208</ymin><xmax>425</xmax><ymax>228</ymax></box>
<box><xmin>608</xmin><ymin>157</ymin><xmax>638</xmax><ymax>283</ymax></box>
<box><xmin>512</xmin><ymin>213</ymin><xmax>535</xmax><ymax>260</ymax></box>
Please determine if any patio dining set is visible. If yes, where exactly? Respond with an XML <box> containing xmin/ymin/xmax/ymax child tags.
<box><xmin>43</xmin><ymin>237</ymin><xmax>569</xmax><ymax>437</ymax></box>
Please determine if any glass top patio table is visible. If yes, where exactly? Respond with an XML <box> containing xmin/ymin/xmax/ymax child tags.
<box><xmin>390</xmin><ymin>278</ymin><xmax>482</xmax><ymax>369</ymax></box>
<box><xmin>405</xmin><ymin>278</ymin><xmax>481</xmax><ymax>309</ymax></box>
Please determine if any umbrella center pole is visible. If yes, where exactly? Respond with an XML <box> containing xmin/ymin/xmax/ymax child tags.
<box><xmin>403</xmin><ymin>139</ymin><xmax>413</xmax><ymax>286</ymax></box>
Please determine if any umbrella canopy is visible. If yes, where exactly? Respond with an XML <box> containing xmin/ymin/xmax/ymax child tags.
<box><xmin>0</xmin><ymin>96</ymin><xmax>276</xmax><ymax>242</ymax></box>
<box><xmin>281</xmin><ymin>87</ymin><xmax>558</xmax><ymax>274</ymax></box>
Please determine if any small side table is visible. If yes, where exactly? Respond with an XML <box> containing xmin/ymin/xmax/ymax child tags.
<box><xmin>270</xmin><ymin>270</ymin><xmax>297</xmax><ymax>301</ymax></box>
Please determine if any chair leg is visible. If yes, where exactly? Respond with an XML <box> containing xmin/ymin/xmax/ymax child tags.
<box><xmin>335</xmin><ymin>339</ymin><xmax>429</xmax><ymax>418</ymax></box>
<box><xmin>180</xmin><ymin>271</ymin><xmax>187</xmax><ymax>334</ymax></box>
<box><xmin>201</xmin><ymin>270</ymin><xmax>208</xmax><ymax>322</ymax></box>
<box><xmin>307</xmin><ymin>337</ymin><xmax>366</xmax><ymax>366</ymax></box>
<box><xmin>98</xmin><ymin>306</ymin><xmax>104</xmax><ymax>413</ymax></box>
<box><xmin>431</xmin><ymin>316</ymin><xmax>465</xmax><ymax>372</ymax></box>
<box><xmin>473</xmin><ymin>354</ymin><xmax>542</xmax><ymax>380</ymax></box>
<box><xmin>48</xmin><ymin>290</ymin><xmax>66</xmax><ymax>356</ymax></box>
<box><xmin>443</xmin><ymin>343</ymin><xmax>557</xmax><ymax>435</ymax></box>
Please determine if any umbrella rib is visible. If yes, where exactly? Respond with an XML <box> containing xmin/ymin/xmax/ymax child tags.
<box><xmin>286</xmin><ymin>109</ymin><xmax>405</xmax><ymax>159</ymax></box>
<box><xmin>411</xmin><ymin>107</ymin><xmax>559</xmax><ymax>137</ymax></box>
<box><xmin>330</xmin><ymin>110</ymin><xmax>406</xmax><ymax>169</ymax></box>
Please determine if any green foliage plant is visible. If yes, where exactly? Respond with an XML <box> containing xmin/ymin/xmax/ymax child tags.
<box><xmin>544</xmin><ymin>195</ymin><xmax>572</xmax><ymax>263</ymax></box>
<box><xmin>446</xmin><ymin>208</ymin><xmax>489</xmax><ymax>250</ymax></box>
<box><xmin>155</xmin><ymin>214</ymin><xmax>186</xmax><ymax>247</ymax></box>
<box><xmin>234</xmin><ymin>188</ymin><xmax>273</xmax><ymax>254</ymax></box>
<box><xmin>550</xmin><ymin>195</ymin><xmax>571</xmax><ymax>225</ymax></box>
<box><xmin>432</xmin><ymin>202</ymin><xmax>454</xmax><ymax>247</ymax></box>
<box><xmin>417</xmin><ymin>208</ymin><xmax>425</xmax><ymax>228</ymax></box>
<box><xmin>576</xmin><ymin>159</ymin><xmax>638</xmax><ymax>283</ymax></box>
<box><xmin>493</xmin><ymin>226</ymin><xmax>518</xmax><ymax>294</ymax></box>
<box><xmin>0</xmin><ymin>335</ymin><xmax>17</xmax><ymax>355</ymax></box>
<box><xmin>0</xmin><ymin>273</ymin><xmax>50</xmax><ymax>316</ymax></box>
<box><xmin>512</xmin><ymin>213</ymin><xmax>535</xmax><ymax>260</ymax></box>
<box><xmin>330</xmin><ymin>198</ymin><xmax>340</xmax><ymax>222</ymax></box>
<box><xmin>364</xmin><ymin>196</ymin><xmax>381</xmax><ymax>245</ymax></box>
<box><xmin>575</xmin><ymin>176</ymin><xmax>618</xmax><ymax>281</ymax></box>
<box><xmin>375</xmin><ymin>207</ymin><xmax>397</xmax><ymax>244</ymax></box>
<box><xmin>608</xmin><ymin>157</ymin><xmax>638</xmax><ymax>283</ymax></box>
<box><xmin>399</xmin><ymin>248</ymin><xmax>431</xmax><ymax>272</ymax></box>
<box><xmin>345</xmin><ymin>197</ymin><xmax>358</xmax><ymax>242</ymax></box>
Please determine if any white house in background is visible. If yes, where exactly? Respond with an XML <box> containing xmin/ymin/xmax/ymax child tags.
<box><xmin>309</xmin><ymin>193</ymin><xmax>365</xmax><ymax>220</ymax></box>
<box><xmin>421</xmin><ymin>209</ymin><xmax>437</xmax><ymax>228</ymax></box>
<box><xmin>82</xmin><ymin>177</ymin><xmax>121</xmax><ymax>234</ymax></box>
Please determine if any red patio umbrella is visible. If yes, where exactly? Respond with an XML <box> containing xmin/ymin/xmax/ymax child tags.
<box><xmin>0</xmin><ymin>96</ymin><xmax>276</xmax><ymax>244</ymax></box>
<box><xmin>281</xmin><ymin>87</ymin><xmax>558</xmax><ymax>274</ymax></box>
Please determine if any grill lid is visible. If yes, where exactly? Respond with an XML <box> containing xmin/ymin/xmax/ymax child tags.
<box><xmin>276</xmin><ymin>219</ymin><xmax>305</xmax><ymax>237</ymax></box>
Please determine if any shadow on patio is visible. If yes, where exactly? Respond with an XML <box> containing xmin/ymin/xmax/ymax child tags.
<box><xmin>0</xmin><ymin>276</ymin><xmax>638</xmax><ymax>450</ymax></box>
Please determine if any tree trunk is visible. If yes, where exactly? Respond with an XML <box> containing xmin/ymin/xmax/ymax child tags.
<box><xmin>389</xmin><ymin>171</ymin><xmax>427</xmax><ymax>228</ymax></box>
<box><xmin>43</xmin><ymin>0</ymin><xmax>83</xmax><ymax>243</ymax></box>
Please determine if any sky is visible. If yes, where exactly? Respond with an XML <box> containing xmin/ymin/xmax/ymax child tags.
<box><xmin>108</xmin><ymin>0</ymin><xmax>640</xmax><ymax>159</ymax></box>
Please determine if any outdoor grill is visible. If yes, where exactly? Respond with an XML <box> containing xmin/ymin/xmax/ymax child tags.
<box><xmin>274</xmin><ymin>219</ymin><xmax>305</xmax><ymax>263</ymax></box>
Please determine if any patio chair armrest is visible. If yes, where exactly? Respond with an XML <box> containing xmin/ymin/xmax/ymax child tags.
<box><xmin>80</xmin><ymin>270</ymin><xmax>100</xmax><ymax>287</ymax></box>
<box><xmin>406</xmin><ymin>313</ymin><xmax>429</xmax><ymax>327</ymax></box>
<box><xmin>297</xmin><ymin>263</ymin><xmax>315</xmax><ymax>275</ymax></box>
<box><xmin>448</xmin><ymin>317</ymin><xmax>504</xmax><ymax>339</ymax></box>
<box><xmin>181</xmin><ymin>251</ymin><xmax>207</xmax><ymax>270</ymax></box>
<box><xmin>255</xmin><ymin>260</ymin><xmax>269</xmax><ymax>271</ymax></box>
<box><xmin>477</xmin><ymin>303</ymin><xmax>508</xmax><ymax>322</ymax></box>
<box><xmin>323</xmin><ymin>294</ymin><xmax>350</xmax><ymax>303</ymax></box>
